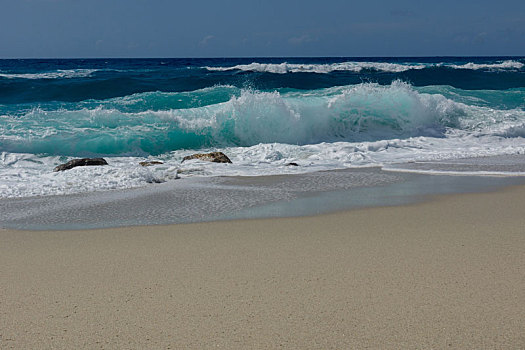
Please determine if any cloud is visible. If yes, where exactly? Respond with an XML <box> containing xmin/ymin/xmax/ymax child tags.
<box><xmin>288</xmin><ymin>34</ymin><xmax>316</xmax><ymax>46</ymax></box>
<box><xmin>474</xmin><ymin>32</ymin><xmax>487</xmax><ymax>44</ymax></box>
<box><xmin>199</xmin><ymin>35</ymin><xmax>215</xmax><ymax>46</ymax></box>
<box><xmin>453</xmin><ymin>32</ymin><xmax>488</xmax><ymax>45</ymax></box>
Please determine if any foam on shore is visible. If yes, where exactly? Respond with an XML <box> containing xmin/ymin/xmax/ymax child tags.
<box><xmin>1</xmin><ymin>165</ymin><xmax>524</xmax><ymax>230</ymax></box>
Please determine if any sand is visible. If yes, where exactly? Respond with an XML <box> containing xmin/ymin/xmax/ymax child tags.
<box><xmin>1</xmin><ymin>185</ymin><xmax>525</xmax><ymax>349</ymax></box>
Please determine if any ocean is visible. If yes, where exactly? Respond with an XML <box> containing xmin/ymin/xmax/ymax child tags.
<box><xmin>1</xmin><ymin>57</ymin><xmax>524</xmax><ymax>199</ymax></box>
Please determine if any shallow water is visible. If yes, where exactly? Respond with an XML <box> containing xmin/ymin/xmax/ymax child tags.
<box><xmin>1</xmin><ymin>165</ymin><xmax>524</xmax><ymax>230</ymax></box>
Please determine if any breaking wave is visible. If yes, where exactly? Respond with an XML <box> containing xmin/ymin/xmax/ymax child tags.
<box><xmin>1</xmin><ymin>81</ymin><xmax>523</xmax><ymax>156</ymax></box>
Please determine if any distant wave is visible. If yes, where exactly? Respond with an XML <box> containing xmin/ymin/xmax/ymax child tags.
<box><xmin>448</xmin><ymin>60</ymin><xmax>524</xmax><ymax>70</ymax></box>
<box><xmin>0</xmin><ymin>69</ymin><xmax>97</xmax><ymax>79</ymax></box>
<box><xmin>205</xmin><ymin>60</ymin><xmax>524</xmax><ymax>74</ymax></box>
<box><xmin>205</xmin><ymin>62</ymin><xmax>428</xmax><ymax>74</ymax></box>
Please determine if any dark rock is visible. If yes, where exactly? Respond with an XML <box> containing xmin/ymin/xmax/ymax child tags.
<box><xmin>53</xmin><ymin>158</ymin><xmax>108</xmax><ymax>172</ymax></box>
<box><xmin>139</xmin><ymin>161</ymin><xmax>164</xmax><ymax>167</ymax></box>
<box><xmin>182</xmin><ymin>152</ymin><xmax>232</xmax><ymax>164</ymax></box>
<box><xmin>286</xmin><ymin>162</ymin><xmax>299</xmax><ymax>166</ymax></box>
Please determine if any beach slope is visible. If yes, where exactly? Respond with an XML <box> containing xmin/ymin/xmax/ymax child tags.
<box><xmin>1</xmin><ymin>186</ymin><xmax>524</xmax><ymax>349</ymax></box>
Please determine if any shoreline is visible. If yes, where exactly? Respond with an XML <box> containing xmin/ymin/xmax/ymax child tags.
<box><xmin>1</xmin><ymin>184</ymin><xmax>525</xmax><ymax>348</ymax></box>
<box><xmin>2</xmin><ymin>164</ymin><xmax>525</xmax><ymax>231</ymax></box>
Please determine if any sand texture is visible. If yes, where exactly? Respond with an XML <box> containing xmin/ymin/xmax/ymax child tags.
<box><xmin>1</xmin><ymin>186</ymin><xmax>525</xmax><ymax>349</ymax></box>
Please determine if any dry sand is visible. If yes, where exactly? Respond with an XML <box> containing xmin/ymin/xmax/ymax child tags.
<box><xmin>1</xmin><ymin>185</ymin><xmax>525</xmax><ymax>349</ymax></box>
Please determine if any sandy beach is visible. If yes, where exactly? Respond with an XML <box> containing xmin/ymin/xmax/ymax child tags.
<box><xmin>1</xmin><ymin>185</ymin><xmax>525</xmax><ymax>349</ymax></box>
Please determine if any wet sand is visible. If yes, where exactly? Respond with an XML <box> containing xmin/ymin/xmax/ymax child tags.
<box><xmin>1</xmin><ymin>185</ymin><xmax>525</xmax><ymax>349</ymax></box>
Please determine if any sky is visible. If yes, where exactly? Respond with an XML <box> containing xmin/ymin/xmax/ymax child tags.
<box><xmin>0</xmin><ymin>0</ymin><xmax>524</xmax><ymax>58</ymax></box>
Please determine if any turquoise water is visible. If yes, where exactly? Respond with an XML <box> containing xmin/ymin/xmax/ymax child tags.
<box><xmin>1</xmin><ymin>57</ymin><xmax>524</xmax><ymax>198</ymax></box>
<box><xmin>1</xmin><ymin>58</ymin><xmax>524</xmax><ymax>156</ymax></box>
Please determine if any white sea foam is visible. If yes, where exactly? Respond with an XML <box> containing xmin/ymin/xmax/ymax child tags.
<box><xmin>204</xmin><ymin>60</ymin><xmax>524</xmax><ymax>74</ymax></box>
<box><xmin>205</xmin><ymin>62</ymin><xmax>428</xmax><ymax>74</ymax></box>
<box><xmin>449</xmin><ymin>60</ymin><xmax>524</xmax><ymax>70</ymax></box>
<box><xmin>0</xmin><ymin>153</ymin><xmax>165</xmax><ymax>198</ymax></box>
<box><xmin>0</xmin><ymin>69</ymin><xmax>97</xmax><ymax>79</ymax></box>
<box><xmin>1</xmin><ymin>130</ymin><xmax>524</xmax><ymax>198</ymax></box>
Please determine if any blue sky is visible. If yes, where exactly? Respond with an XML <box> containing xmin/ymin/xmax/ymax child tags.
<box><xmin>1</xmin><ymin>0</ymin><xmax>524</xmax><ymax>58</ymax></box>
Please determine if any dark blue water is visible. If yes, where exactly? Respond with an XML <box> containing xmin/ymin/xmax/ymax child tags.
<box><xmin>1</xmin><ymin>57</ymin><xmax>523</xmax><ymax>104</ymax></box>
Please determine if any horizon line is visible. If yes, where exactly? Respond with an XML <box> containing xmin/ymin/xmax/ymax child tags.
<box><xmin>0</xmin><ymin>55</ymin><xmax>524</xmax><ymax>60</ymax></box>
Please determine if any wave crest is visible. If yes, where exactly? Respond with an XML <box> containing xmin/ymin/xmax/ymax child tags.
<box><xmin>0</xmin><ymin>69</ymin><xmax>97</xmax><ymax>80</ymax></box>
<box><xmin>449</xmin><ymin>60</ymin><xmax>524</xmax><ymax>70</ymax></box>
<box><xmin>196</xmin><ymin>81</ymin><xmax>462</xmax><ymax>146</ymax></box>
<box><xmin>205</xmin><ymin>60</ymin><xmax>524</xmax><ymax>74</ymax></box>
<box><xmin>205</xmin><ymin>62</ymin><xmax>427</xmax><ymax>74</ymax></box>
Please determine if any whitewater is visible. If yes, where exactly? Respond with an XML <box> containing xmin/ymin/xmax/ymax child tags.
<box><xmin>1</xmin><ymin>57</ymin><xmax>524</xmax><ymax>198</ymax></box>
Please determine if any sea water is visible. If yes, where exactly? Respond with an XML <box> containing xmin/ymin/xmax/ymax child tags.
<box><xmin>1</xmin><ymin>57</ymin><xmax>524</xmax><ymax>199</ymax></box>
